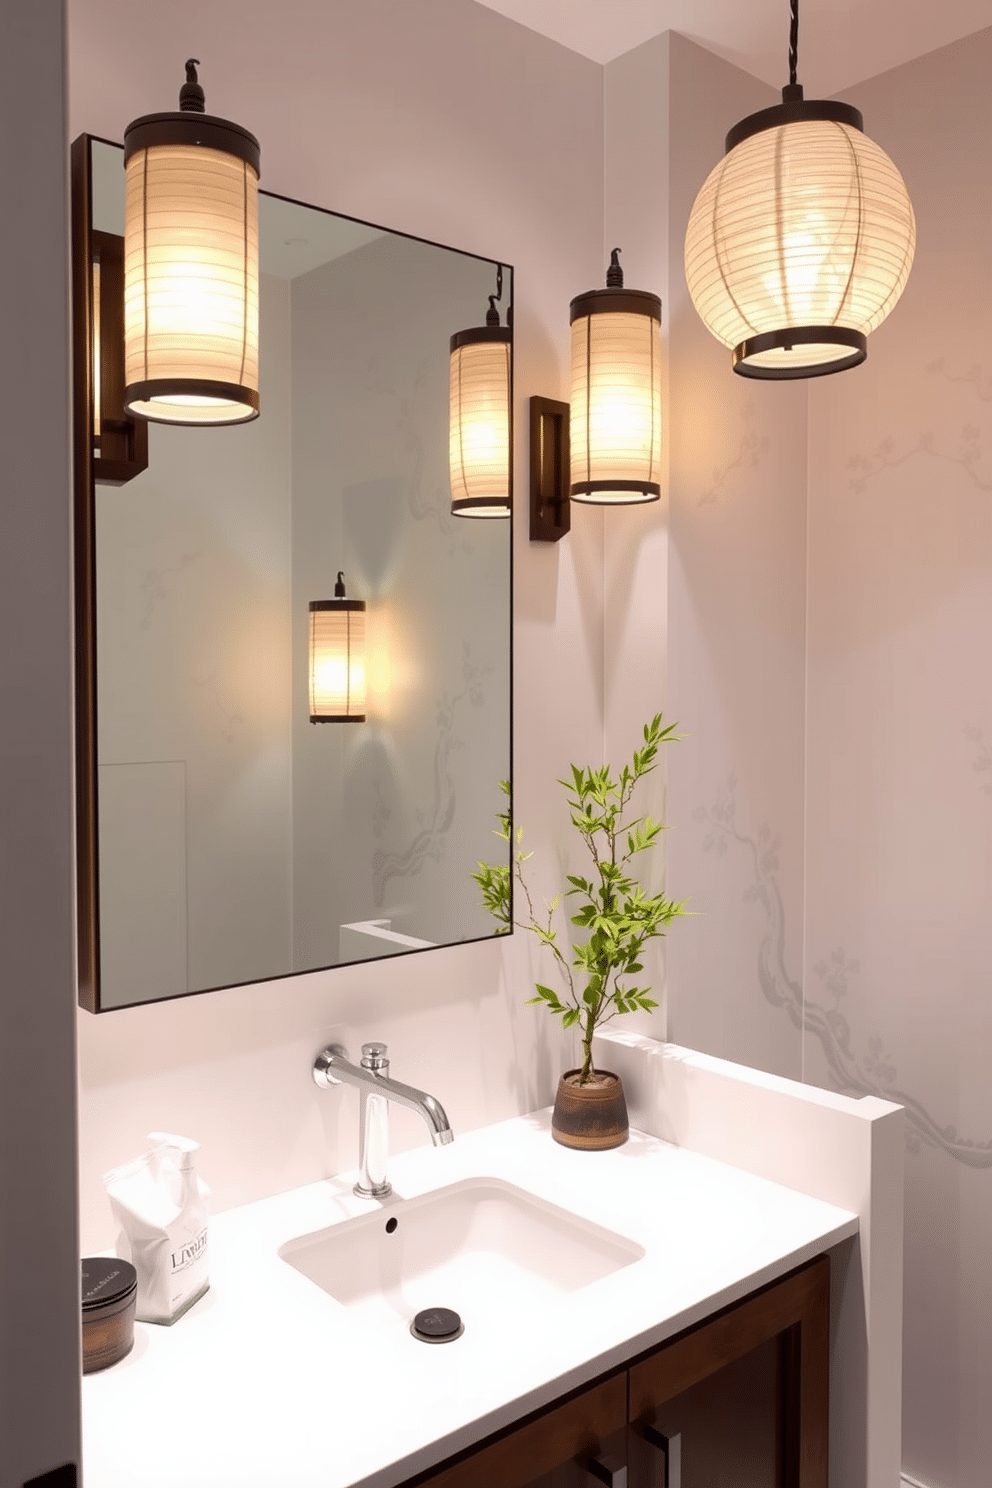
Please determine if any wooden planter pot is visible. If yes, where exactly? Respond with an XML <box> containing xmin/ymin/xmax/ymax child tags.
<box><xmin>551</xmin><ymin>1069</ymin><xmax>629</xmax><ymax>1150</ymax></box>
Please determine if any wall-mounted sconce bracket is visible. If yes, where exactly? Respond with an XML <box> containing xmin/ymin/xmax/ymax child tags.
<box><xmin>529</xmin><ymin>395</ymin><xmax>570</xmax><ymax>542</ymax></box>
<box><xmin>90</xmin><ymin>231</ymin><xmax>148</xmax><ymax>485</ymax></box>
<box><xmin>71</xmin><ymin>135</ymin><xmax>148</xmax><ymax>488</ymax></box>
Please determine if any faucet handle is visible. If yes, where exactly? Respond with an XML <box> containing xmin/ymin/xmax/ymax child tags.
<box><xmin>361</xmin><ymin>1042</ymin><xmax>389</xmax><ymax>1071</ymax></box>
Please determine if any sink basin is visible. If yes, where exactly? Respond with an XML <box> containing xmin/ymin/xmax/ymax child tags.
<box><xmin>279</xmin><ymin>1177</ymin><xmax>644</xmax><ymax>1334</ymax></box>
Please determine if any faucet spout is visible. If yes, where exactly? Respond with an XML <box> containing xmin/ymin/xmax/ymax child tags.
<box><xmin>375</xmin><ymin>1078</ymin><xmax>453</xmax><ymax>1146</ymax></box>
<box><xmin>313</xmin><ymin>1042</ymin><xmax>453</xmax><ymax>1197</ymax></box>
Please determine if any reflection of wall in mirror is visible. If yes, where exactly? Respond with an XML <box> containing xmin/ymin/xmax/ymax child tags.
<box><xmin>290</xmin><ymin>233</ymin><xmax>510</xmax><ymax>971</ymax></box>
<box><xmin>96</xmin><ymin>269</ymin><xmax>294</xmax><ymax>1004</ymax></box>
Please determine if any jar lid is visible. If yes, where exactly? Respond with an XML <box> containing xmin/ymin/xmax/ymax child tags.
<box><xmin>81</xmin><ymin>1257</ymin><xmax>138</xmax><ymax>1312</ymax></box>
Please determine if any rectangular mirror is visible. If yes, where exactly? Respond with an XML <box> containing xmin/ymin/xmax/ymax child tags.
<box><xmin>72</xmin><ymin>136</ymin><xmax>512</xmax><ymax>1011</ymax></box>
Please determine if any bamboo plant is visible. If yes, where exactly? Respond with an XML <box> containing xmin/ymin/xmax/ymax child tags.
<box><xmin>473</xmin><ymin>713</ymin><xmax>686</xmax><ymax>1084</ymax></box>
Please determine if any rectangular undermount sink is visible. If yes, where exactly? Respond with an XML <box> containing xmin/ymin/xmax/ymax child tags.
<box><xmin>279</xmin><ymin>1177</ymin><xmax>645</xmax><ymax>1333</ymax></box>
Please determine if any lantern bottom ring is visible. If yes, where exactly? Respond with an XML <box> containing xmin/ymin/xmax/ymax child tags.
<box><xmin>732</xmin><ymin>326</ymin><xmax>867</xmax><ymax>380</ymax></box>
<box><xmin>570</xmin><ymin>479</ymin><xmax>661</xmax><ymax>505</ymax></box>
<box><xmin>124</xmin><ymin>378</ymin><xmax>261</xmax><ymax>424</ymax></box>
<box><xmin>451</xmin><ymin>497</ymin><xmax>511</xmax><ymax>518</ymax></box>
<box><xmin>310</xmin><ymin>713</ymin><xmax>366</xmax><ymax>724</ymax></box>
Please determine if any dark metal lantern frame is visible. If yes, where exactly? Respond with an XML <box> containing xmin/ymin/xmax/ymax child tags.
<box><xmin>723</xmin><ymin>91</ymin><xmax>869</xmax><ymax>381</ymax></box>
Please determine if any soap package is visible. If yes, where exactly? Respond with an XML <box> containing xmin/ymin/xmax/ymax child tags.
<box><xmin>103</xmin><ymin>1132</ymin><xmax>210</xmax><ymax>1325</ymax></box>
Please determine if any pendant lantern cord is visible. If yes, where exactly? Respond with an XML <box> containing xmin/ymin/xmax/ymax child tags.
<box><xmin>788</xmin><ymin>0</ymin><xmax>799</xmax><ymax>87</ymax></box>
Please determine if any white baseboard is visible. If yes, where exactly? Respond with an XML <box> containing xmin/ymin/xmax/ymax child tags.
<box><xmin>903</xmin><ymin>1473</ymin><xmax>940</xmax><ymax>1488</ymax></box>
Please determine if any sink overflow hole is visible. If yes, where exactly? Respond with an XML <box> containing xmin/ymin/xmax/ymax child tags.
<box><xmin>385</xmin><ymin>1217</ymin><xmax>398</xmax><ymax>1234</ymax></box>
<box><xmin>411</xmin><ymin>1307</ymin><xmax>464</xmax><ymax>1344</ymax></box>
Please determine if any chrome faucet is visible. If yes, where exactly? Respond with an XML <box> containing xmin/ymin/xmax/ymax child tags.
<box><xmin>312</xmin><ymin>1042</ymin><xmax>453</xmax><ymax>1199</ymax></box>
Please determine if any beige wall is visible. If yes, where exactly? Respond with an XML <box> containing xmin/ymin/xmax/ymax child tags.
<box><xmin>805</xmin><ymin>31</ymin><xmax>992</xmax><ymax>1488</ymax></box>
<box><xmin>659</xmin><ymin>34</ymin><xmax>811</xmax><ymax>1082</ymax></box>
<box><xmin>289</xmin><ymin>235</ymin><xmax>510</xmax><ymax>963</ymax></box>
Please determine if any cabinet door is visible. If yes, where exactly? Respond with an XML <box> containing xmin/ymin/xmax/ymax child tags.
<box><xmin>628</xmin><ymin>1257</ymin><xmax>830</xmax><ymax>1488</ymax></box>
<box><xmin>408</xmin><ymin>1374</ymin><xmax>627</xmax><ymax>1488</ymax></box>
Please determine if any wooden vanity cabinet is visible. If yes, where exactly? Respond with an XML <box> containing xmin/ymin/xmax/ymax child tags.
<box><xmin>404</xmin><ymin>1374</ymin><xmax>627</xmax><ymax>1488</ymax></box>
<box><xmin>404</xmin><ymin>1255</ymin><xmax>829</xmax><ymax>1488</ymax></box>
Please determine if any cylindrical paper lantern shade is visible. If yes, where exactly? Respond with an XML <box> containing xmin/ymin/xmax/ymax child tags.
<box><xmin>123</xmin><ymin>62</ymin><xmax>261</xmax><ymax>423</ymax></box>
<box><xmin>569</xmin><ymin>268</ymin><xmax>662</xmax><ymax>505</ymax></box>
<box><xmin>449</xmin><ymin>326</ymin><xmax>511</xmax><ymax>517</ymax></box>
<box><xmin>309</xmin><ymin>590</ymin><xmax>366</xmax><ymax>723</ymax></box>
<box><xmin>685</xmin><ymin>101</ymin><xmax>915</xmax><ymax>379</ymax></box>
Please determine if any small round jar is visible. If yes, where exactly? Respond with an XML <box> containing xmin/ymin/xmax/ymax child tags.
<box><xmin>81</xmin><ymin>1257</ymin><xmax>137</xmax><ymax>1373</ymax></box>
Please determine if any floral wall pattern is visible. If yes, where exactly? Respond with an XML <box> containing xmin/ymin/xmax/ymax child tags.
<box><xmin>805</xmin><ymin>34</ymin><xmax>991</xmax><ymax>1488</ymax></box>
<box><xmin>290</xmin><ymin>233</ymin><xmax>510</xmax><ymax>967</ymax></box>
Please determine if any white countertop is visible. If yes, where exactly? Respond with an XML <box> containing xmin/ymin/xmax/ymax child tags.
<box><xmin>82</xmin><ymin>1110</ymin><xmax>858</xmax><ymax>1488</ymax></box>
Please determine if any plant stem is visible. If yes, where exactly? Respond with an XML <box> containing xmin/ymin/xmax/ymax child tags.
<box><xmin>579</xmin><ymin>1004</ymin><xmax>596</xmax><ymax>1083</ymax></box>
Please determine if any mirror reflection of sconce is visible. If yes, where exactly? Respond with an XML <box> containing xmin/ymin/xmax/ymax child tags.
<box><xmin>122</xmin><ymin>59</ymin><xmax>261</xmax><ymax>426</ymax></box>
<box><xmin>308</xmin><ymin>573</ymin><xmax>367</xmax><ymax>724</ymax></box>
<box><xmin>530</xmin><ymin>249</ymin><xmax>663</xmax><ymax>543</ymax></box>
<box><xmin>449</xmin><ymin>264</ymin><xmax>511</xmax><ymax>519</ymax></box>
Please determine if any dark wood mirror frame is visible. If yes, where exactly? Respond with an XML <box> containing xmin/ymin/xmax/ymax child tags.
<box><xmin>71</xmin><ymin>134</ymin><xmax>104</xmax><ymax>1012</ymax></box>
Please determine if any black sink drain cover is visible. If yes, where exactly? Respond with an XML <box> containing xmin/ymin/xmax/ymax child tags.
<box><xmin>410</xmin><ymin>1307</ymin><xmax>463</xmax><ymax>1343</ymax></box>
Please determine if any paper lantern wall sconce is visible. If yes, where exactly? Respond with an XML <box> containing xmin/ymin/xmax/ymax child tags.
<box><xmin>684</xmin><ymin>0</ymin><xmax>915</xmax><ymax>379</ymax></box>
<box><xmin>308</xmin><ymin>574</ymin><xmax>367</xmax><ymax>723</ymax></box>
<box><xmin>530</xmin><ymin>249</ymin><xmax>663</xmax><ymax>542</ymax></box>
<box><xmin>122</xmin><ymin>59</ymin><xmax>261</xmax><ymax>424</ymax></box>
<box><xmin>449</xmin><ymin>264</ymin><xmax>511</xmax><ymax>518</ymax></box>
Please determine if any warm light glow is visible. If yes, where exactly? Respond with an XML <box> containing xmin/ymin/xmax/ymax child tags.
<box><xmin>570</xmin><ymin>308</ymin><xmax>662</xmax><ymax>503</ymax></box>
<box><xmin>123</xmin><ymin>142</ymin><xmax>259</xmax><ymax>423</ymax></box>
<box><xmin>449</xmin><ymin>335</ymin><xmax>511</xmax><ymax>517</ymax></box>
<box><xmin>308</xmin><ymin>604</ymin><xmax>366</xmax><ymax>722</ymax></box>
<box><xmin>685</xmin><ymin>119</ymin><xmax>915</xmax><ymax>375</ymax></box>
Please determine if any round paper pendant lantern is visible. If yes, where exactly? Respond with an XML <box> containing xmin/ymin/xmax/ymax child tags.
<box><xmin>449</xmin><ymin>270</ymin><xmax>511</xmax><ymax>518</ymax></box>
<box><xmin>308</xmin><ymin>575</ymin><xmax>366</xmax><ymax>724</ymax></box>
<box><xmin>684</xmin><ymin>2</ymin><xmax>915</xmax><ymax>381</ymax></box>
<box><xmin>569</xmin><ymin>251</ymin><xmax>662</xmax><ymax>504</ymax></box>
<box><xmin>123</xmin><ymin>60</ymin><xmax>261</xmax><ymax>424</ymax></box>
